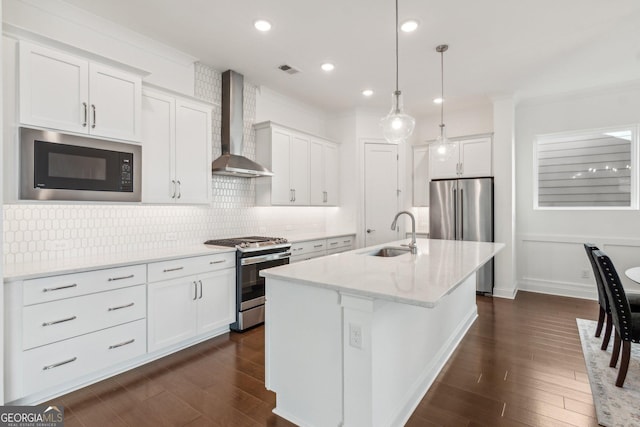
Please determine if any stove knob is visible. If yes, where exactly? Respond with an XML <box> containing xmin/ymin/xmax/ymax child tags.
<box><xmin>239</xmin><ymin>242</ymin><xmax>247</xmax><ymax>248</ymax></box>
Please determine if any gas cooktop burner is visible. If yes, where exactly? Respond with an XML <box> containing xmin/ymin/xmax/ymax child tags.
<box><xmin>204</xmin><ymin>236</ymin><xmax>289</xmax><ymax>250</ymax></box>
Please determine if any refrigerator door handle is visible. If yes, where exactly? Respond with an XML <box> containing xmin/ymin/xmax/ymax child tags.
<box><xmin>460</xmin><ymin>188</ymin><xmax>464</xmax><ymax>240</ymax></box>
<box><xmin>453</xmin><ymin>187</ymin><xmax>457</xmax><ymax>239</ymax></box>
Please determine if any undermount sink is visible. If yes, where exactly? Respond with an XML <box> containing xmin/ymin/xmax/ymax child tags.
<box><xmin>368</xmin><ymin>247</ymin><xmax>411</xmax><ymax>257</ymax></box>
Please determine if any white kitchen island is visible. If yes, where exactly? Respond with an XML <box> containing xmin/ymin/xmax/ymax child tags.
<box><xmin>261</xmin><ymin>238</ymin><xmax>504</xmax><ymax>427</ymax></box>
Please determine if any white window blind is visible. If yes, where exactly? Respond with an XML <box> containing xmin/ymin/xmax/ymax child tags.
<box><xmin>536</xmin><ymin>127</ymin><xmax>636</xmax><ymax>208</ymax></box>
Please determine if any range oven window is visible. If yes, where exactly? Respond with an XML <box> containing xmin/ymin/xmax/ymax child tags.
<box><xmin>34</xmin><ymin>140</ymin><xmax>133</xmax><ymax>192</ymax></box>
<box><xmin>239</xmin><ymin>257</ymin><xmax>289</xmax><ymax>303</ymax></box>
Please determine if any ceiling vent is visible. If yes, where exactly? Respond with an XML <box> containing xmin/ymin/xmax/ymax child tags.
<box><xmin>278</xmin><ymin>64</ymin><xmax>301</xmax><ymax>75</ymax></box>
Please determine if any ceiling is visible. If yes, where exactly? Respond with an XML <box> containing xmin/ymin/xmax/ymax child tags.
<box><xmin>63</xmin><ymin>0</ymin><xmax>640</xmax><ymax>116</ymax></box>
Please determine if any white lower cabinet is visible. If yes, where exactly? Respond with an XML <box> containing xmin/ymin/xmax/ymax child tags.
<box><xmin>147</xmin><ymin>255</ymin><xmax>235</xmax><ymax>352</ymax></box>
<box><xmin>290</xmin><ymin>235</ymin><xmax>355</xmax><ymax>262</ymax></box>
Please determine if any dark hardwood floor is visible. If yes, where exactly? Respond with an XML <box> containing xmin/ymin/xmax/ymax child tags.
<box><xmin>48</xmin><ymin>291</ymin><xmax>599</xmax><ymax>426</ymax></box>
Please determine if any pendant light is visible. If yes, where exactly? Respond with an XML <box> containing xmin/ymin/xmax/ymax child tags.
<box><xmin>433</xmin><ymin>44</ymin><xmax>455</xmax><ymax>161</ymax></box>
<box><xmin>380</xmin><ymin>0</ymin><xmax>415</xmax><ymax>144</ymax></box>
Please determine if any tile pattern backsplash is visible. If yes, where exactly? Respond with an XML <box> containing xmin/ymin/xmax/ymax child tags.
<box><xmin>3</xmin><ymin>63</ymin><xmax>331</xmax><ymax>265</ymax></box>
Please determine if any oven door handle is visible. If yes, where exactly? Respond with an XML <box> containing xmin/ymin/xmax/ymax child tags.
<box><xmin>241</xmin><ymin>252</ymin><xmax>291</xmax><ymax>266</ymax></box>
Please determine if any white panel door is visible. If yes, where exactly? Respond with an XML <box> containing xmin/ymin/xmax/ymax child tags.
<box><xmin>175</xmin><ymin>100</ymin><xmax>211</xmax><ymax>204</ymax></box>
<box><xmin>88</xmin><ymin>63</ymin><xmax>142</xmax><ymax>141</ymax></box>
<box><xmin>19</xmin><ymin>42</ymin><xmax>89</xmax><ymax>134</ymax></box>
<box><xmin>460</xmin><ymin>137</ymin><xmax>492</xmax><ymax>177</ymax></box>
<box><xmin>413</xmin><ymin>146</ymin><xmax>429</xmax><ymax>206</ymax></box>
<box><xmin>141</xmin><ymin>90</ymin><xmax>175</xmax><ymax>203</ymax></box>
<box><xmin>147</xmin><ymin>277</ymin><xmax>198</xmax><ymax>352</ymax></box>
<box><xmin>309</xmin><ymin>139</ymin><xmax>324</xmax><ymax>205</ymax></box>
<box><xmin>290</xmin><ymin>135</ymin><xmax>310</xmax><ymax>205</ymax></box>
<box><xmin>364</xmin><ymin>143</ymin><xmax>399</xmax><ymax>246</ymax></box>
<box><xmin>271</xmin><ymin>130</ymin><xmax>293</xmax><ymax>205</ymax></box>
<box><xmin>324</xmin><ymin>142</ymin><xmax>339</xmax><ymax>206</ymax></box>
<box><xmin>196</xmin><ymin>268</ymin><xmax>236</xmax><ymax>334</ymax></box>
<box><xmin>429</xmin><ymin>142</ymin><xmax>460</xmax><ymax>179</ymax></box>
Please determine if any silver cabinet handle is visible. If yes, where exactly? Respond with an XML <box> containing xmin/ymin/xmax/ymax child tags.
<box><xmin>210</xmin><ymin>259</ymin><xmax>226</xmax><ymax>265</ymax></box>
<box><xmin>293</xmin><ymin>189</ymin><xmax>296</xmax><ymax>202</ymax></box>
<box><xmin>313</xmin><ymin>244</ymin><xmax>323</xmax><ymax>249</ymax></box>
<box><xmin>460</xmin><ymin>162</ymin><xmax>463</xmax><ymax>176</ymax></box>
<box><xmin>108</xmin><ymin>302</ymin><xmax>134</xmax><ymax>312</ymax></box>
<box><xmin>330</xmin><ymin>242</ymin><xmax>338</xmax><ymax>246</ymax></box>
<box><xmin>42</xmin><ymin>315</ymin><xmax>77</xmax><ymax>327</ymax></box>
<box><xmin>343</xmin><ymin>240</ymin><xmax>352</xmax><ymax>244</ymax></box>
<box><xmin>43</xmin><ymin>357</ymin><xmax>77</xmax><ymax>371</ymax></box>
<box><xmin>91</xmin><ymin>104</ymin><xmax>96</xmax><ymax>129</ymax></box>
<box><xmin>108</xmin><ymin>339</ymin><xmax>135</xmax><ymax>350</ymax></box>
<box><xmin>198</xmin><ymin>280</ymin><xmax>203</xmax><ymax>299</ymax></box>
<box><xmin>323</xmin><ymin>191</ymin><xmax>328</xmax><ymax>203</ymax></box>
<box><xmin>290</xmin><ymin>189</ymin><xmax>294</xmax><ymax>202</ymax></box>
<box><xmin>171</xmin><ymin>180</ymin><xmax>177</xmax><ymax>198</ymax></box>
<box><xmin>82</xmin><ymin>102</ymin><xmax>88</xmax><ymax>127</ymax></box>
<box><xmin>108</xmin><ymin>274</ymin><xmax>134</xmax><ymax>282</ymax></box>
<box><xmin>193</xmin><ymin>281</ymin><xmax>198</xmax><ymax>300</ymax></box>
<box><xmin>176</xmin><ymin>180</ymin><xmax>181</xmax><ymax>199</ymax></box>
<box><xmin>43</xmin><ymin>283</ymin><xmax>77</xmax><ymax>293</ymax></box>
<box><xmin>163</xmin><ymin>266</ymin><xmax>184</xmax><ymax>273</ymax></box>
<box><xmin>366</xmin><ymin>229</ymin><xmax>375</xmax><ymax>233</ymax></box>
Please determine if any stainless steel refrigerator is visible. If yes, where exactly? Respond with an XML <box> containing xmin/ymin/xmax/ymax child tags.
<box><xmin>429</xmin><ymin>177</ymin><xmax>494</xmax><ymax>294</ymax></box>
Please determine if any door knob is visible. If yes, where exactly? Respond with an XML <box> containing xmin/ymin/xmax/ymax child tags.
<box><xmin>366</xmin><ymin>229</ymin><xmax>375</xmax><ymax>233</ymax></box>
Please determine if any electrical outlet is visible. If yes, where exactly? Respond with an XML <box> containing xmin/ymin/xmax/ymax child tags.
<box><xmin>581</xmin><ymin>269</ymin><xmax>590</xmax><ymax>279</ymax></box>
<box><xmin>349</xmin><ymin>323</ymin><xmax>363</xmax><ymax>349</ymax></box>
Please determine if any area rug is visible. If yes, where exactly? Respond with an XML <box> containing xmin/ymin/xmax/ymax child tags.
<box><xmin>577</xmin><ymin>318</ymin><xmax>640</xmax><ymax>426</ymax></box>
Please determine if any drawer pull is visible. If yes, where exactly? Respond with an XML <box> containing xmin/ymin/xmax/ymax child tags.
<box><xmin>330</xmin><ymin>242</ymin><xmax>338</xmax><ymax>246</ymax></box>
<box><xmin>163</xmin><ymin>267</ymin><xmax>184</xmax><ymax>273</ymax></box>
<box><xmin>313</xmin><ymin>244</ymin><xmax>323</xmax><ymax>248</ymax></box>
<box><xmin>343</xmin><ymin>240</ymin><xmax>351</xmax><ymax>244</ymax></box>
<box><xmin>108</xmin><ymin>339</ymin><xmax>135</xmax><ymax>350</ymax></box>
<box><xmin>43</xmin><ymin>357</ymin><xmax>77</xmax><ymax>371</ymax></box>
<box><xmin>42</xmin><ymin>315</ymin><xmax>77</xmax><ymax>327</ymax></box>
<box><xmin>210</xmin><ymin>260</ymin><xmax>226</xmax><ymax>265</ymax></box>
<box><xmin>108</xmin><ymin>302</ymin><xmax>135</xmax><ymax>312</ymax></box>
<box><xmin>108</xmin><ymin>274</ymin><xmax>134</xmax><ymax>282</ymax></box>
<box><xmin>42</xmin><ymin>283</ymin><xmax>77</xmax><ymax>293</ymax></box>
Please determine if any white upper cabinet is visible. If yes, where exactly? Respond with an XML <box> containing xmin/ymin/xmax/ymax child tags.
<box><xmin>429</xmin><ymin>136</ymin><xmax>492</xmax><ymax>180</ymax></box>
<box><xmin>310</xmin><ymin>138</ymin><xmax>339</xmax><ymax>206</ymax></box>
<box><xmin>412</xmin><ymin>145</ymin><xmax>430</xmax><ymax>207</ymax></box>
<box><xmin>19</xmin><ymin>41</ymin><xmax>142</xmax><ymax>142</ymax></box>
<box><xmin>141</xmin><ymin>88</ymin><xmax>212</xmax><ymax>204</ymax></box>
<box><xmin>255</xmin><ymin>122</ymin><xmax>313</xmax><ymax>206</ymax></box>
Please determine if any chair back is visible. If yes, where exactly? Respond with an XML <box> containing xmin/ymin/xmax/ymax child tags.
<box><xmin>584</xmin><ymin>243</ymin><xmax>609</xmax><ymax>311</ymax></box>
<box><xmin>594</xmin><ymin>250</ymin><xmax>633</xmax><ymax>341</ymax></box>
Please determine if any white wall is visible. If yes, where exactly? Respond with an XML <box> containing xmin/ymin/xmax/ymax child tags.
<box><xmin>516</xmin><ymin>82</ymin><xmax>640</xmax><ymax>298</ymax></box>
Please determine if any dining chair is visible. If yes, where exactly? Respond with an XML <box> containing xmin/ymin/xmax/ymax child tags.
<box><xmin>594</xmin><ymin>250</ymin><xmax>640</xmax><ymax>387</ymax></box>
<box><xmin>584</xmin><ymin>243</ymin><xmax>640</xmax><ymax>350</ymax></box>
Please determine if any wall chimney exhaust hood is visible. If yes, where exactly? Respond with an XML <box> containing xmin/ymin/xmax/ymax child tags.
<box><xmin>212</xmin><ymin>70</ymin><xmax>273</xmax><ymax>178</ymax></box>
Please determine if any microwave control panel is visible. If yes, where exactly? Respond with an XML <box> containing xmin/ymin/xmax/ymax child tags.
<box><xmin>119</xmin><ymin>154</ymin><xmax>134</xmax><ymax>192</ymax></box>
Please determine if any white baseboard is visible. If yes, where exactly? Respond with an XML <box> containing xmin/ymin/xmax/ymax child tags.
<box><xmin>492</xmin><ymin>286</ymin><xmax>518</xmax><ymax>299</ymax></box>
<box><xmin>519</xmin><ymin>278</ymin><xmax>597</xmax><ymax>300</ymax></box>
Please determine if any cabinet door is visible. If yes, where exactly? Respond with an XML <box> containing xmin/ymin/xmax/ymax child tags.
<box><xmin>271</xmin><ymin>130</ymin><xmax>293</xmax><ymax>205</ymax></box>
<box><xmin>196</xmin><ymin>268</ymin><xmax>235</xmax><ymax>334</ymax></box>
<box><xmin>19</xmin><ymin>42</ymin><xmax>89</xmax><ymax>134</ymax></box>
<box><xmin>429</xmin><ymin>142</ymin><xmax>460</xmax><ymax>179</ymax></box>
<box><xmin>88</xmin><ymin>63</ymin><xmax>141</xmax><ymax>141</ymax></box>
<box><xmin>141</xmin><ymin>90</ymin><xmax>175</xmax><ymax>203</ymax></box>
<box><xmin>460</xmin><ymin>137</ymin><xmax>492</xmax><ymax>177</ymax></box>
<box><xmin>147</xmin><ymin>277</ymin><xmax>198</xmax><ymax>352</ymax></box>
<box><xmin>413</xmin><ymin>146</ymin><xmax>429</xmax><ymax>206</ymax></box>
<box><xmin>290</xmin><ymin>135</ymin><xmax>310</xmax><ymax>205</ymax></box>
<box><xmin>309</xmin><ymin>139</ymin><xmax>324</xmax><ymax>205</ymax></box>
<box><xmin>324</xmin><ymin>142</ymin><xmax>339</xmax><ymax>206</ymax></box>
<box><xmin>175</xmin><ymin>100</ymin><xmax>212</xmax><ymax>204</ymax></box>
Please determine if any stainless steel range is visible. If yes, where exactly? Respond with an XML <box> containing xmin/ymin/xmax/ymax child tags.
<box><xmin>204</xmin><ymin>236</ymin><xmax>291</xmax><ymax>331</ymax></box>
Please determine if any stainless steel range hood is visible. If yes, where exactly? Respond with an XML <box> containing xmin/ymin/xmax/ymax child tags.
<box><xmin>211</xmin><ymin>70</ymin><xmax>273</xmax><ymax>177</ymax></box>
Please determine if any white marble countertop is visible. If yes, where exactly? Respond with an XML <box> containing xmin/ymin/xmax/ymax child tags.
<box><xmin>4</xmin><ymin>245</ymin><xmax>235</xmax><ymax>282</ymax></box>
<box><xmin>261</xmin><ymin>238</ymin><xmax>504</xmax><ymax>308</ymax></box>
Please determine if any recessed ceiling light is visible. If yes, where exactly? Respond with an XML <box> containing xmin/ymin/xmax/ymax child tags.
<box><xmin>400</xmin><ymin>20</ymin><xmax>419</xmax><ymax>32</ymax></box>
<box><xmin>254</xmin><ymin>20</ymin><xmax>272</xmax><ymax>32</ymax></box>
<box><xmin>321</xmin><ymin>62</ymin><xmax>335</xmax><ymax>72</ymax></box>
<box><xmin>362</xmin><ymin>89</ymin><xmax>374</xmax><ymax>97</ymax></box>
<box><xmin>433</xmin><ymin>97</ymin><xmax>444</xmax><ymax>104</ymax></box>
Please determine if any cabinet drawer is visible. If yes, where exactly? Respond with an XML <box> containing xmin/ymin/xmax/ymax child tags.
<box><xmin>290</xmin><ymin>239</ymin><xmax>326</xmax><ymax>256</ymax></box>
<box><xmin>147</xmin><ymin>252</ymin><xmax>235</xmax><ymax>283</ymax></box>
<box><xmin>22</xmin><ymin>319</ymin><xmax>146</xmax><ymax>396</ymax></box>
<box><xmin>23</xmin><ymin>264</ymin><xmax>146</xmax><ymax>306</ymax></box>
<box><xmin>290</xmin><ymin>251</ymin><xmax>326</xmax><ymax>263</ymax></box>
<box><xmin>23</xmin><ymin>285</ymin><xmax>146</xmax><ymax>350</ymax></box>
<box><xmin>327</xmin><ymin>236</ymin><xmax>354</xmax><ymax>250</ymax></box>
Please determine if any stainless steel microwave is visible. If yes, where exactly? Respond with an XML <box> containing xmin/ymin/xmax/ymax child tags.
<box><xmin>20</xmin><ymin>127</ymin><xmax>141</xmax><ymax>202</ymax></box>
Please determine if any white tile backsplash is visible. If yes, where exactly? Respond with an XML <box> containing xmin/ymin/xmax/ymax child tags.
<box><xmin>3</xmin><ymin>63</ymin><xmax>334</xmax><ymax>265</ymax></box>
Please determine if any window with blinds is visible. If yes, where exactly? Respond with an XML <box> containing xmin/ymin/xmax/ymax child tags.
<box><xmin>536</xmin><ymin>127</ymin><xmax>637</xmax><ymax>209</ymax></box>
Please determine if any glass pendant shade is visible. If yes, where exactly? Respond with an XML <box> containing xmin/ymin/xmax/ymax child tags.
<box><xmin>380</xmin><ymin>91</ymin><xmax>415</xmax><ymax>143</ymax></box>
<box><xmin>434</xmin><ymin>127</ymin><xmax>456</xmax><ymax>162</ymax></box>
